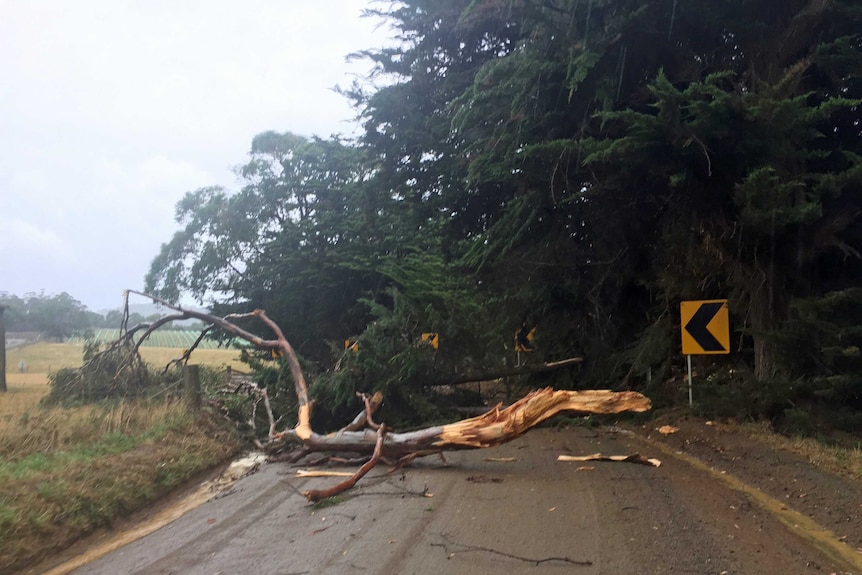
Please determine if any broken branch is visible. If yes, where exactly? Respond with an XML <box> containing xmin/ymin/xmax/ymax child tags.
<box><xmin>303</xmin><ymin>423</ymin><xmax>388</xmax><ymax>503</ymax></box>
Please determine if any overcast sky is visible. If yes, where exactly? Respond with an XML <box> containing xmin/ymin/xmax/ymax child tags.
<box><xmin>0</xmin><ymin>1</ymin><xmax>389</xmax><ymax>312</ymax></box>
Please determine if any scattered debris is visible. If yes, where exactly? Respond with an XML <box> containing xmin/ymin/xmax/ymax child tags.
<box><xmin>466</xmin><ymin>475</ymin><xmax>504</xmax><ymax>484</ymax></box>
<box><xmin>557</xmin><ymin>453</ymin><xmax>661</xmax><ymax>467</ymax></box>
<box><xmin>295</xmin><ymin>470</ymin><xmax>356</xmax><ymax>478</ymax></box>
<box><xmin>431</xmin><ymin>537</ymin><xmax>592</xmax><ymax>567</ymax></box>
<box><xmin>210</xmin><ymin>452</ymin><xmax>267</xmax><ymax>493</ymax></box>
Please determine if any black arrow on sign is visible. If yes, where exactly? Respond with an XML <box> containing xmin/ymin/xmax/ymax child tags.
<box><xmin>684</xmin><ymin>302</ymin><xmax>726</xmax><ymax>352</ymax></box>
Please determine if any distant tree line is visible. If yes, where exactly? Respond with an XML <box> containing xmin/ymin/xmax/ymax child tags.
<box><xmin>0</xmin><ymin>293</ymin><xmax>205</xmax><ymax>340</ymax></box>
<box><xmin>145</xmin><ymin>0</ymin><xmax>861</xmax><ymax>434</ymax></box>
<box><xmin>1</xmin><ymin>293</ymin><xmax>98</xmax><ymax>340</ymax></box>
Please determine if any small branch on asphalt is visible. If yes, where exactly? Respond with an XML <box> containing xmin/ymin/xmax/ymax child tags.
<box><xmin>431</xmin><ymin>538</ymin><xmax>592</xmax><ymax>566</ymax></box>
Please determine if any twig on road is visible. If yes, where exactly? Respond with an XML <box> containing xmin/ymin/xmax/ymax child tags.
<box><xmin>431</xmin><ymin>536</ymin><xmax>592</xmax><ymax>566</ymax></box>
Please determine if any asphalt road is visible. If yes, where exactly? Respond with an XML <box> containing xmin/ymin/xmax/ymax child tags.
<box><xmin>60</xmin><ymin>427</ymin><xmax>850</xmax><ymax>575</ymax></box>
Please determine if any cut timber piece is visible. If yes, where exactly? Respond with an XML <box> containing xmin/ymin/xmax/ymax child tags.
<box><xmin>295</xmin><ymin>470</ymin><xmax>355</xmax><ymax>478</ymax></box>
<box><xmin>558</xmin><ymin>453</ymin><xmax>661</xmax><ymax>467</ymax></box>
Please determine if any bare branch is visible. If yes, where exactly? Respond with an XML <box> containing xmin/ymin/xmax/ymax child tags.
<box><xmin>340</xmin><ymin>391</ymin><xmax>383</xmax><ymax>432</ymax></box>
<box><xmin>357</xmin><ymin>392</ymin><xmax>381</xmax><ymax>431</ymax></box>
<box><xmin>303</xmin><ymin>423</ymin><xmax>388</xmax><ymax>503</ymax></box>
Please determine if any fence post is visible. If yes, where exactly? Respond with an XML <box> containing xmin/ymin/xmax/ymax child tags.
<box><xmin>0</xmin><ymin>305</ymin><xmax>6</xmax><ymax>393</ymax></box>
<box><xmin>183</xmin><ymin>364</ymin><xmax>201</xmax><ymax>412</ymax></box>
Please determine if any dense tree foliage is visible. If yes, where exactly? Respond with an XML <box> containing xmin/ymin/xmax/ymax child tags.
<box><xmin>147</xmin><ymin>0</ymin><xmax>862</xmax><ymax>433</ymax></box>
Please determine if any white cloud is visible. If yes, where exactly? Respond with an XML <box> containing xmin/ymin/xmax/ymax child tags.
<box><xmin>0</xmin><ymin>1</ymin><xmax>390</xmax><ymax>310</ymax></box>
<box><xmin>0</xmin><ymin>217</ymin><xmax>73</xmax><ymax>259</ymax></box>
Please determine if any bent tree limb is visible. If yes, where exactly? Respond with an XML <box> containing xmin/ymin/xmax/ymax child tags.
<box><xmin>123</xmin><ymin>291</ymin><xmax>652</xmax><ymax>502</ymax></box>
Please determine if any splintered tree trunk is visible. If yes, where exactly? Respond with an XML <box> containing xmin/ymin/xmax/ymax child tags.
<box><xmin>291</xmin><ymin>387</ymin><xmax>649</xmax><ymax>502</ymax></box>
<box><xmin>119</xmin><ymin>291</ymin><xmax>652</xmax><ymax>502</ymax></box>
<box><xmin>286</xmin><ymin>387</ymin><xmax>649</xmax><ymax>460</ymax></box>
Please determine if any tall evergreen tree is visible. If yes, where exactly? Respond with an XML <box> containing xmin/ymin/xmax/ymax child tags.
<box><xmin>361</xmin><ymin>0</ymin><xmax>862</xmax><ymax>392</ymax></box>
<box><xmin>148</xmin><ymin>0</ymin><xmax>862</xmax><ymax>425</ymax></box>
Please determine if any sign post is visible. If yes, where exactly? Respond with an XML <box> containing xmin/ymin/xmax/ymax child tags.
<box><xmin>680</xmin><ymin>299</ymin><xmax>730</xmax><ymax>406</ymax></box>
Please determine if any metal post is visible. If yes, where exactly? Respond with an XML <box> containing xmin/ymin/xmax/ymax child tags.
<box><xmin>686</xmin><ymin>354</ymin><xmax>693</xmax><ymax>407</ymax></box>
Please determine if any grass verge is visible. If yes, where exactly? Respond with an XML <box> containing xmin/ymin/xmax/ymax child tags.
<box><xmin>0</xmin><ymin>400</ymin><xmax>242</xmax><ymax>573</ymax></box>
<box><xmin>0</xmin><ymin>348</ymin><xmax>245</xmax><ymax>574</ymax></box>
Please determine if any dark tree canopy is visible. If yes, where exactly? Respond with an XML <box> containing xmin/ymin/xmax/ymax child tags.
<box><xmin>147</xmin><ymin>0</ymin><xmax>862</xmax><ymax>432</ymax></box>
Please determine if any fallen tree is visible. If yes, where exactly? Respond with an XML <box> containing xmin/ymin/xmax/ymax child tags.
<box><xmin>94</xmin><ymin>291</ymin><xmax>651</xmax><ymax>502</ymax></box>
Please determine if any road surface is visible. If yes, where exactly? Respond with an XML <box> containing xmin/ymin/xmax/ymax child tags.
<box><xmin>52</xmin><ymin>426</ymin><xmax>854</xmax><ymax>574</ymax></box>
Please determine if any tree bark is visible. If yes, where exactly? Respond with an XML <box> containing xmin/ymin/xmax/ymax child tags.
<box><xmin>750</xmin><ymin>282</ymin><xmax>783</xmax><ymax>381</ymax></box>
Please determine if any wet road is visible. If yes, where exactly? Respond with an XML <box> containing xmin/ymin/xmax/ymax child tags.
<box><xmin>58</xmin><ymin>427</ymin><xmax>851</xmax><ymax>575</ymax></box>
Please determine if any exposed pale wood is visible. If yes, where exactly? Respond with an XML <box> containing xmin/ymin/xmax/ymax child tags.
<box><xmin>434</xmin><ymin>388</ymin><xmax>649</xmax><ymax>449</ymax></box>
<box><xmin>558</xmin><ymin>453</ymin><xmax>661</xmax><ymax>467</ymax></box>
<box><xmin>340</xmin><ymin>391</ymin><xmax>383</xmax><ymax>432</ymax></box>
<box><xmin>295</xmin><ymin>470</ymin><xmax>355</xmax><ymax>478</ymax></box>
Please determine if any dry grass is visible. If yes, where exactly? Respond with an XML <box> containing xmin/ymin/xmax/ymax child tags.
<box><xmin>6</xmin><ymin>341</ymin><xmax>244</xmax><ymax>376</ymax></box>
<box><xmin>0</xmin><ymin>344</ymin><xmax>244</xmax><ymax>573</ymax></box>
<box><xmin>6</xmin><ymin>343</ymin><xmax>84</xmax><ymax>374</ymax></box>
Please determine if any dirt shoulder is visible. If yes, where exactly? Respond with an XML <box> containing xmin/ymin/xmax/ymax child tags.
<box><xmin>619</xmin><ymin>412</ymin><xmax>862</xmax><ymax>561</ymax></box>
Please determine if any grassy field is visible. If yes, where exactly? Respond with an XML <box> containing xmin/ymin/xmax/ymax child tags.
<box><xmin>6</xmin><ymin>341</ymin><xmax>246</xmax><ymax>375</ymax></box>
<box><xmin>0</xmin><ymin>343</ymin><xmax>245</xmax><ymax>573</ymax></box>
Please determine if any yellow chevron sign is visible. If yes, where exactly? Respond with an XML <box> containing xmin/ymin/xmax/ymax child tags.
<box><xmin>680</xmin><ymin>300</ymin><xmax>730</xmax><ymax>355</ymax></box>
<box><xmin>420</xmin><ymin>332</ymin><xmax>439</xmax><ymax>349</ymax></box>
